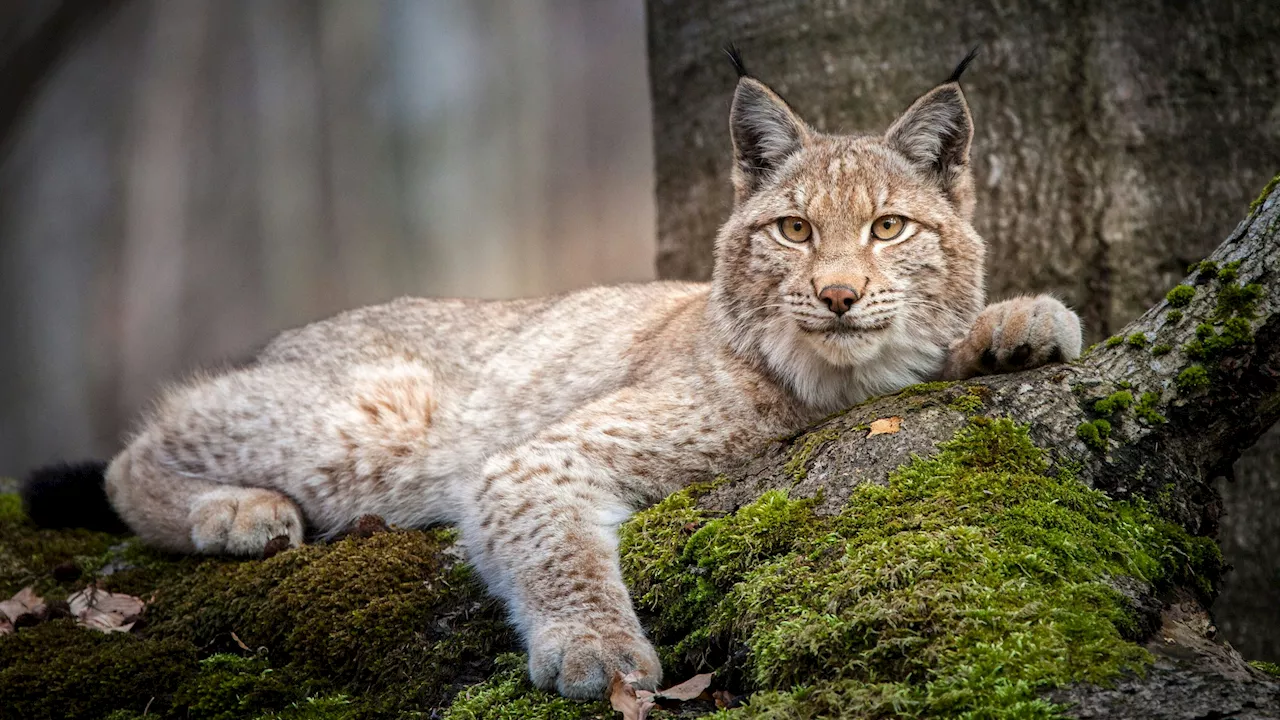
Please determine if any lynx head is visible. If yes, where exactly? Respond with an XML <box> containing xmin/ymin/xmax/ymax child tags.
<box><xmin>710</xmin><ymin>48</ymin><xmax>987</xmax><ymax>410</ymax></box>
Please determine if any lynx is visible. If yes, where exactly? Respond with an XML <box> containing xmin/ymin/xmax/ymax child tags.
<box><xmin>25</xmin><ymin>50</ymin><xmax>1081</xmax><ymax>699</ymax></box>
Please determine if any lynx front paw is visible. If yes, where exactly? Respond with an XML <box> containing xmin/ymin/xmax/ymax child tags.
<box><xmin>189</xmin><ymin>487</ymin><xmax>304</xmax><ymax>556</ymax></box>
<box><xmin>528</xmin><ymin>621</ymin><xmax>662</xmax><ymax>699</ymax></box>
<box><xmin>943</xmin><ymin>295</ymin><xmax>1082</xmax><ymax>380</ymax></box>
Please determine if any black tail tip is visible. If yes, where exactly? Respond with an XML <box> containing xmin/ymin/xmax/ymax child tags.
<box><xmin>723</xmin><ymin>42</ymin><xmax>749</xmax><ymax>79</ymax></box>
<box><xmin>947</xmin><ymin>45</ymin><xmax>981</xmax><ymax>84</ymax></box>
<box><xmin>20</xmin><ymin>460</ymin><xmax>130</xmax><ymax>534</ymax></box>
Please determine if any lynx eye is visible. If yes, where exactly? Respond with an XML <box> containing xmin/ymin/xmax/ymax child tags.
<box><xmin>871</xmin><ymin>215</ymin><xmax>905</xmax><ymax>241</ymax></box>
<box><xmin>777</xmin><ymin>217</ymin><xmax>812</xmax><ymax>243</ymax></box>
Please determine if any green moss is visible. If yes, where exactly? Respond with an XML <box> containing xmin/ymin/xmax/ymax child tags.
<box><xmin>1216</xmin><ymin>260</ymin><xmax>1242</xmax><ymax>283</ymax></box>
<box><xmin>94</xmin><ymin>539</ymin><xmax>214</xmax><ymax>598</ymax></box>
<box><xmin>1166</xmin><ymin>309</ymin><xmax>1184</xmax><ymax>324</ymax></box>
<box><xmin>618</xmin><ymin>491</ymin><xmax>715</xmax><ymax>648</ymax></box>
<box><xmin>949</xmin><ymin>391</ymin><xmax>984</xmax><ymax>414</ymax></box>
<box><xmin>1176</xmin><ymin>365</ymin><xmax>1211</xmax><ymax>393</ymax></box>
<box><xmin>1150</xmin><ymin>344</ymin><xmax>1172</xmax><ymax>356</ymax></box>
<box><xmin>1185</xmin><ymin>317</ymin><xmax>1254</xmax><ymax>361</ymax></box>
<box><xmin>258</xmin><ymin>696</ymin><xmax>358</xmax><ymax>720</ymax></box>
<box><xmin>1105</xmin><ymin>335</ymin><xmax>1124</xmax><ymax>347</ymax></box>
<box><xmin>1165</xmin><ymin>285</ymin><xmax>1196</xmax><ymax>308</ymax></box>
<box><xmin>783</xmin><ymin>426</ymin><xmax>843</xmax><ymax>482</ymax></box>
<box><xmin>622</xmin><ymin>489</ymin><xmax>821</xmax><ymax>667</ymax></box>
<box><xmin>897</xmin><ymin>381</ymin><xmax>954</xmax><ymax>398</ymax></box>
<box><xmin>0</xmin><ymin>512</ymin><xmax>518</xmax><ymax>718</ymax></box>
<box><xmin>622</xmin><ymin>418</ymin><xmax>1217</xmax><ymax>718</ymax></box>
<box><xmin>1192</xmin><ymin>260</ymin><xmax>1219</xmax><ymax>279</ymax></box>
<box><xmin>1215</xmin><ymin>282</ymin><xmax>1263</xmax><ymax>320</ymax></box>
<box><xmin>1077</xmin><ymin>419</ymin><xmax>1111</xmax><ymax>451</ymax></box>
<box><xmin>0</xmin><ymin>620</ymin><xmax>198</xmax><ymax>720</ymax></box>
<box><xmin>1251</xmin><ymin>660</ymin><xmax>1280</xmax><ymax>678</ymax></box>
<box><xmin>0</xmin><ymin>493</ymin><xmax>127</xmax><ymax>598</ymax></box>
<box><xmin>172</xmin><ymin>653</ymin><xmax>304</xmax><ymax>720</ymax></box>
<box><xmin>1125</xmin><ymin>333</ymin><xmax>1148</xmax><ymax>349</ymax></box>
<box><xmin>0</xmin><ymin>492</ymin><xmax>21</xmax><ymax>522</ymax></box>
<box><xmin>1248</xmin><ymin>173</ymin><xmax>1280</xmax><ymax>215</ymax></box>
<box><xmin>1093</xmin><ymin>391</ymin><xmax>1134</xmax><ymax>415</ymax></box>
<box><xmin>1135</xmin><ymin>392</ymin><xmax>1167</xmax><ymax>425</ymax></box>
<box><xmin>144</xmin><ymin>529</ymin><xmax>514</xmax><ymax>716</ymax></box>
<box><xmin>442</xmin><ymin>654</ymin><xmax>610</xmax><ymax>720</ymax></box>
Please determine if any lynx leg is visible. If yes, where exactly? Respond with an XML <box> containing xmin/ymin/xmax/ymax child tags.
<box><xmin>463</xmin><ymin>458</ymin><xmax>661</xmax><ymax>699</ymax></box>
<box><xmin>105</xmin><ymin>433</ymin><xmax>304</xmax><ymax>557</ymax></box>
<box><xmin>463</xmin><ymin>474</ymin><xmax>660</xmax><ymax>696</ymax></box>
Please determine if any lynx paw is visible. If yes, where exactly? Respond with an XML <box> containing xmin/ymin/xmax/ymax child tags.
<box><xmin>944</xmin><ymin>295</ymin><xmax>1082</xmax><ymax>379</ymax></box>
<box><xmin>189</xmin><ymin>488</ymin><xmax>304</xmax><ymax>556</ymax></box>
<box><xmin>528</xmin><ymin>621</ymin><xmax>662</xmax><ymax>699</ymax></box>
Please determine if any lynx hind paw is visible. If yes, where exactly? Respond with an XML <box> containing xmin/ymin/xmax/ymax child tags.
<box><xmin>528</xmin><ymin>621</ymin><xmax>662</xmax><ymax>699</ymax></box>
<box><xmin>947</xmin><ymin>295</ymin><xmax>1082</xmax><ymax>378</ymax></box>
<box><xmin>189</xmin><ymin>488</ymin><xmax>304</xmax><ymax>556</ymax></box>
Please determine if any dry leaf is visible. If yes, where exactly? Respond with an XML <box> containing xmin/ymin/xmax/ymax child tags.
<box><xmin>867</xmin><ymin>416</ymin><xmax>902</xmax><ymax>436</ymax></box>
<box><xmin>68</xmin><ymin>587</ymin><xmax>145</xmax><ymax>633</ymax></box>
<box><xmin>0</xmin><ymin>586</ymin><xmax>45</xmax><ymax>621</ymax></box>
<box><xmin>655</xmin><ymin>672</ymin><xmax>713</xmax><ymax>701</ymax></box>
<box><xmin>0</xmin><ymin>586</ymin><xmax>46</xmax><ymax>633</ymax></box>
<box><xmin>230</xmin><ymin>631</ymin><xmax>252</xmax><ymax>652</ymax></box>
<box><xmin>609</xmin><ymin>671</ymin><xmax>656</xmax><ymax>720</ymax></box>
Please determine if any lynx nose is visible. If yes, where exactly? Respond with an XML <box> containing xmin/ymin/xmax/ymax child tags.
<box><xmin>818</xmin><ymin>285</ymin><xmax>860</xmax><ymax>316</ymax></box>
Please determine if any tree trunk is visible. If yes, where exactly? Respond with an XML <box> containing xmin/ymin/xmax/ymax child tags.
<box><xmin>647</xmin><ymin>0</ymin><xmax>1280</xmax><ymax>667</ymax></box>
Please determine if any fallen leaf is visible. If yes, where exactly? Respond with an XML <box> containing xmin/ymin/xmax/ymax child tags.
<box><xmin>655</xmin><ymin>672</ymin><xmax>713</xmax><ymax>701</ymax></box>
<box><xmin>0</xmin><ymin>586</ymin><xmax>45</xmax><ymax>619</ymax></box>
<box><xmin>68</xmin><ymin>587</ymin><xmax>145</xmax><ymax>633</ymax></box>
<box><xmin>0</xmin><ymin>586</ymin><xmax>46</xmax><ymax>633</ymax></box>
<box><xmin>609</xmin><ymin>670</ymin><xmax>656</xmax><ymax>720</ymax></box>
<box><xmin>867</xmin><ymin>416</ymin><xmax>902</xmax><ymax>436</ymax></box>
<box><xmin>230</xmin><ymin>631</ymin><xmax>252</xmax><ymax>652</ymax></box>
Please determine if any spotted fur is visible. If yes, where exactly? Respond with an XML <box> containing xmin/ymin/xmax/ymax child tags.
<box><xmin>95</xmin><ymin>56</ymin><xmax>1080</xmax><ymax>699</ymax></box>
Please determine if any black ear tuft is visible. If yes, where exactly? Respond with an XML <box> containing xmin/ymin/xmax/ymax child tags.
<box><xmin>723</xmin><ymin>42</ymin><xmax>749</xmax><ymax>78</ymax></box>
<box><xmin>946</xmin><ymin>46</ymin><xmax>981</xmax><ymax>84</ymax></box>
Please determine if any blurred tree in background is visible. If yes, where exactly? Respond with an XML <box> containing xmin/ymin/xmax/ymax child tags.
<box><xmin>646</xmin><ymin>0</ymin><xmax>1280</xmax><ymax>664</ymax></box>
<box><xmin>0</xmin><ymin>0</ymin><xmax>654</xmax><ymax>475</ymax></box>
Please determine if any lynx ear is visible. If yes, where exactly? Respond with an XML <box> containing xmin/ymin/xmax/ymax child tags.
<box><xmin>885</xmin><ymin>81</ymin><xmax>974</xmax><ymax>193</ymax></box>
<box><xmin>729</xmin><ymin>74</ymin><xmax>810</xmax><ymax>200</ymax></box>
<box><xmin>885</xmin><ymin>50</ymin><xmax>978</xmax><ymax>205</ymax></box>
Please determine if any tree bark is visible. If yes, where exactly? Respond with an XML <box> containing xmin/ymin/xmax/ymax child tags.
<box><xmin>647</xmin><ymin>0</ymin><xmax>1280</xmax><ymax>667</ymax></box>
